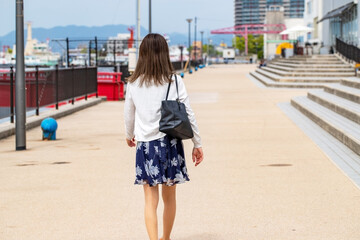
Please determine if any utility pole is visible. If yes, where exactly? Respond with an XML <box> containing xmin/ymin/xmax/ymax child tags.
<box><xmin>194</xmin><ymin>17</ymin><xmax>197</xmax><ymax>67</ymax></box>
<box><xmin>136</xmin><ymin>0</ymin><xmax>141</xmax><ymax>60</ymax></box>
<box><xmin>15</xmin><ymin>0</ymin><xmax>26</xmax><ymax>150</ymax></box>
<box><xmin>186</xmin><ymin>18</ymin><xmax>192</xmax><ymax>71</ymax></box>
<box><xmin>95</xmin><ymin>36</ymin><xmax>98</xmax><ymax>66</ymax></box>
<box><xmin>88</xmin><ymin>40</ymin><xmax>92</xmax><ymax>66</ymax></box>
<box><xmin>149</xmin><ymin>0</ymin><xmax>152</xmax><ymax>34</ymax></box>
<box><xmin>66</xmin><ymin>37</ymin><xmax>70</xmax><ymax>68</ymax></box>
<box><xmin>179</xmin><ymin>46</ymin><xmax>184</xmax><ymax>70</ymax></box>
<box><xmin>200</xmin><ymin>31</ymin><xmax>204</xmax><ymax>64</ymax></box>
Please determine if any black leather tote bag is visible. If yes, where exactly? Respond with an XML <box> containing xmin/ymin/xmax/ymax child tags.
<box><xmin>159</xmin><ymin>75</ymin><xmax>194</xmax><ymax>139</ymax></box>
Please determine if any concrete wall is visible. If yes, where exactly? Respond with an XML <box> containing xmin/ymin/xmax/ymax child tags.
<box><xmin>264</xmin><ymin>9</ymin><xmax>285</xmax><ymax>58</ymax></box>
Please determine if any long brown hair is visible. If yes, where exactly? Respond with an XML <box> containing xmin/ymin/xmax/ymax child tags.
<box><xmin>128</xmin><ymin>33</ymin><xmax>174</xmax><ymax>86</ymax></box>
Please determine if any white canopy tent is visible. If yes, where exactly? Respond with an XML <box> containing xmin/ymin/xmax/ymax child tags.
<box><xmin>280</xmin><ymin>26</ymin><xmax>314</xmax><ymax>40</ymax></box>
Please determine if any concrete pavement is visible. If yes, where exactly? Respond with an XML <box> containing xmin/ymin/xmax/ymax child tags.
<box><xmin>1</xmin><ymin>64</ymin><xmax>360</xmax><ymax>239</ymax></box>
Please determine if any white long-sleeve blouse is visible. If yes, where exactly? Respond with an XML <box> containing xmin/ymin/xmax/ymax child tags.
<box><xmin>124</xmin><ymin>74</ymin><xmax>202</xmax><ymax>148</ymax></box>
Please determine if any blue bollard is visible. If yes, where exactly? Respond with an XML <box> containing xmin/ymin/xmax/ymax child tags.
<box><xmin>195</xmin><ymin>67</ymin><xmax>198</xmax><ymax>71</ymax></box>
<box><xmin>41</xmin><ymin>117</ymin><xmax>58</xmax><ymax>140</ymax></box>
<box><xmin>189</xmin><ymin>69</ymin><xmax>193</xmax><ymax>74</ymax></box>
<box><xmin>180</xmin><ymin>72</ymin><xmax>184</xmax><ymax>78</ymax></box>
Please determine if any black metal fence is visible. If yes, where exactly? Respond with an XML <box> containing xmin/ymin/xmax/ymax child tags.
<box><xmin>336</xmin><ymin>38</ymin><xmax>360</xmax><ymax>63</ymax></box>
<box><xmin>0</xmin><ymin>66</ymin><xmax>98</xmax><ymax>122</ymax></box>
<box><xmin>52</xmin><ymin>38</ymin><xmax>139</xmax><ymax>68</ymax></box>
<box><xmin>51</xmin><ymin>37</ymin><xmax>200</xmax><ymax>74</ymax></box>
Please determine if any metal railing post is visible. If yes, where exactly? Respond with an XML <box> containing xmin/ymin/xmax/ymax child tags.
<box><xmin>95</xmin><ymin>36</ymin><xmax>98</xmax><ymax>67</ymax></box>
<box><xmin>88</xmin><ymin>40</ymin><xmax>92</xmax><ymax>66</ymax></box>
<box><xmin>10</xmin><ymin>66</ymin><xmax>14</xmax><ymax>123</ymax></box>
<box><xmin>35</xmin><ymin>66</ymin><xmax>39</xmax><ymax>115</ymax></box>
<box><xmin>113</xmin><ymin>40</ymin><xmax>116</xmax><ymax>66</ymax></box>
<box><xmin>96</xmin><ymin>67</ymin><xmax>98</xmax><ymax>98</ymax></box>
<box><xmin>55</xmin><ymin>65</ymin><xmax>59</xmax><ymax>110</ymax></box>
<box><xmin>85</xmin><ymin>63</ymin><xmax>88</xmax><ymax>100</ymax></box>
<box><xmin>71</xmin><ymin>66</ymin><xmax>75</xmax><ymax>105</ymax></box>
<box><xmin>66</xmin><ymin>37</ymin><xmax>70</xmax><ymax>68</ymax></box>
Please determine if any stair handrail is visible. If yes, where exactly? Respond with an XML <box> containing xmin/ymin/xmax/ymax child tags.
<box><xmin>335</xmin><ymin>38</ymin><xmax>360</xmax><ymax>64</ymax></box>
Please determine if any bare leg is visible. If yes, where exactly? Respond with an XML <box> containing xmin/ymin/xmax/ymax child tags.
<box><xmin>161</xmin><ymin>184</ymin><xmax>176</xmax><ymax>240</ymax></box>
<box><xmin>143</xmin><ymin>184</ymin><xmax>159</xmax><ymax>240</ymax></box>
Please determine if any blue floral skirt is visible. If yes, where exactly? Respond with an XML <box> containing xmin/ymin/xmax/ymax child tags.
<box><xmin>134</xmin><ymin>135</ymin><xmax>190</xmax><ymax>187</ymax></box>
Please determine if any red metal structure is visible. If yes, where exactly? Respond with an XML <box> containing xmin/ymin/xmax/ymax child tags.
<box><xmin>97</xmin><ymin>72</ymin><xmax>124</xmax><ymax>100</ymax></box>
<box><xmin>211</xmin><ymin>24</ymin><xmax>287</xmax><ymax>55</ymax></box>
<box><xmin>127</xmin><ymin>27</ymin><xmax>134</xmax><ymax>49</ymax></box>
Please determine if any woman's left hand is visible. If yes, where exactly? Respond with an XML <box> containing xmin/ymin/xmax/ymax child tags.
<box><xmin>126</xmin><ymin>137</ymin><xmax>136</xmax><ymax>147</ymax></box>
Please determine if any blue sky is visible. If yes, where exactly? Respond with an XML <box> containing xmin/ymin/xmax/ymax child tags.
<box><xmin>0</xmin><ymin>0</ymin><xmax>233</xmax><ymax>38</ymax></box>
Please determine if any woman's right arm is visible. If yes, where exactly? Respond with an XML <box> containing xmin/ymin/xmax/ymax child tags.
<box><xmin>124</xmin><ymin>83</ymin><xmax>136</xmax><ymax>146</ymax></box>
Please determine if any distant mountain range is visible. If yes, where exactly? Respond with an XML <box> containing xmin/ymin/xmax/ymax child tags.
<box><xmin>0</xmin><ymin>24</ymin><xmax>233</xmax><ymax>52</ymax></box>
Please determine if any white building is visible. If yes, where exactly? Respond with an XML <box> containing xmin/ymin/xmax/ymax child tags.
<box><xmin>305</xmin><ymin>0</ymin><xmax>360</xmax><ymax>52</ymax></box>
<box><xmin>107</xmin><ymin>33</ymin><xmax>131</xmax><ymax>53</ymax></box>
<box><xmin>321</xmin><ymin>0</ymin><xmax>359</xmax><ymax>48</ymax></box>
<box><xmin>304</xmin><ymin>0</ymin><xmax>322</xmax><ymax>44</ymax></box>
<box><xmin>264</xmin><ymin>5</ymin><xmax>305</xmax><ymax>58</ymax></box>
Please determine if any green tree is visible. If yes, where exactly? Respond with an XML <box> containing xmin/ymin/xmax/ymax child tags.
<box><xmin>233</xmin><ymin>34</ymin><xmax>264</xmax><ymax>59</ymax></box>
<box><xmin>234</xmin><ymin>36</ymin><xmax>245</xmax><ymax>52</ymax></box>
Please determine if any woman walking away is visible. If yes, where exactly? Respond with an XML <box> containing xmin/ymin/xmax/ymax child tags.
<box><xmin>124</xmin><ymin>33</ymin><xmax>204</xmax><ymax>240</ymax></box>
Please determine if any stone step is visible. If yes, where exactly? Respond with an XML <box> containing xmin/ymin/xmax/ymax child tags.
<box><xmin>279</xmin><ymin>102</ymin><xmax>360</xmax><ymax>186</ymax></box>
<box><xmin>261</xmin><ymin>66</ymin><xmax>354</xmax><ymax>77</ymax></box>
<box><xmin>291</xmin><ymin>96</ymin><xmax>360</xmax><ymax>155</ymax></box>
<box><xmin>282</xmin><ymin>60</ymin><xmax>343</xmax><ymax>64</ymax></box>
<box><xmin>275</xmin><ymin>60</ymin><xmax>344</xmax><ymax>65</ymax></box>
<box><xmin>341</xmin><ymin>77</ymin><xmax>360</xmax><ymax>89</ymax></box>
<box><xmin>256</xmin><ymin>68</ymin><xmax>341</xmax><ymax>83</ymax></box>
<box><xmin>289</xmin><ymin>58</ymin><xmax>340</xmax><ymax>62</ymax></box>
<box><xmin>324</xmin><ymin>83</ymin><xmax>360</xmax><ymax>104</ymax></box>
<box><xmin>276</xmin><ymin>57</ymin><xmax>341</xmax><ymax>61</ymax></box>
<box><xmin>267</xmin><ymin>64</ymin><xmax>354</xmax><ymax>73</ymax></box>
<box><xmin>291</xmin><ymin>56</ymin><xmax>338</xmax><ymax>59</ymax></box>
<box><xmin>291</xmin><ymin>54</ymin><xmax>337</xmax><ymax>59</ymax></box>
<box><xmin>278</xmin><ymin>56</ymin><xmax>341</xmax><ymax>60</ymax></box>
<box><xmin>281</xmin><ymin>57</ymin><xmax>341</xmax><ymax>60</ymax></box>
<box><xmin>270</xmin><ymin>62</ymin><xmax>352</xmax><ymax>69</ymax></box>
<box><xmin>250</xmin><ymin>71</ymin><xmax>324</xmax><ymax>88</ymax></box>
<box><xmin>307</xmin><ymin>89</ymin><xmax>360</xmax><ymax>124</ymax></box>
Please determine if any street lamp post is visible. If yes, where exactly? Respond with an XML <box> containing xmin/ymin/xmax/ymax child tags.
<box><xmin>186</xmin><ymin>18</ymin><xmax>192</xmax><ymax>72</ymax></box>
<box><xmin>15</xmin><ymin>0</ymin><xmax>26</xmax><ymax>150</ymax></box>
<box><xmin>149</xmin><ymin>0</ymin><xmax>152</xmax><ymax>33</ymax></box>
<box><xmin>136</xmin><ymin>0</ymin><xmax>140</xmax><ymax>60</ymax></box>
<box><xmin>179</xmin><ymin>45</ymin><xmax>184</xmax><ymax>70</ymax></box>
<box><xmin>200</xmin><ymin>31</ymin><xmax>204</xmax><ymax>64</ymax></box>
<box><xmin>207</xmin><ymin>38</ymin><xmax>212</xmax><ymax>65</ymax></box>
<box><xmin>194</xmin><ymin>17</ymin><xmax>197</xmax><ymax>67</ymax></box>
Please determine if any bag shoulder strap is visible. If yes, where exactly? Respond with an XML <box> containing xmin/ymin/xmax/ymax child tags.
<box><xmin>165</xmin><ymin>74</ymin><xmax>179</xmax><ymax>100</ymax></box>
